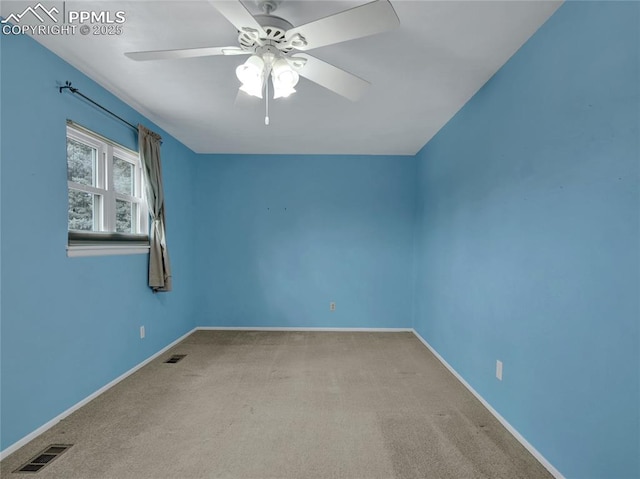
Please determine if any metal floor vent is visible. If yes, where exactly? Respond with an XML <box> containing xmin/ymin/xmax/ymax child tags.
<box><xmin>164</xmin><ymin>354</ymin><xmax>186</xmax><ymax>364</ymax></box>
<box><xmin>14</xmin><ymin>444</ymin><xmax>72</xmax><ymax>473</ymax></box>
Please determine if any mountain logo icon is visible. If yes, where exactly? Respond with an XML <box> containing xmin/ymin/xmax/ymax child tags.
<box><xmin>1</xmin><ymin>3</ymin><xmax>59</xmax><ymax>24</ymax></box>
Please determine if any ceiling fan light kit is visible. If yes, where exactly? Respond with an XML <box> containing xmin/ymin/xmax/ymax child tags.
<box><xmin>235</xmin><ymin>45</ymin><xmax>301</xmax><ymax>101</ymax></box>
<box><xmin>125</xmin><ymin>0</ymin><xmax>400</xmax><ymax>124</ymax></box>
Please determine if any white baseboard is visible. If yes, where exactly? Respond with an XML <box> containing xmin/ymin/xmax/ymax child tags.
<box><xmin>196</xmin><ymin>326</ymin><xmax>414</xmax><ymax>332</ymax></box>
<box><xmin>0</xmin><ymin>327</ymin><xmax>197</xmax><ymax>461</ymax></box>
<box><xmin>411</xmin><ymin>329</ymin><xmax>565</xmax><ymax>479</ymax></box>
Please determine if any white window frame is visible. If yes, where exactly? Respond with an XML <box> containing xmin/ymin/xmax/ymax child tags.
<box><xmin>66</xmin><ymin>122</ymin><xmax>150</xmax><ymax>257</ymax></box>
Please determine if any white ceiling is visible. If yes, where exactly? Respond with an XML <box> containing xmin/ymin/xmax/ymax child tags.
<box><xmin>3</xmin><ymin>1</ymin><xmax>562</xmax><ymax>155</ymax></box>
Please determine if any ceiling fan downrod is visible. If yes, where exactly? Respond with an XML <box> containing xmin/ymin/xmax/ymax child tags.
<box><xmin>256</xmin><ymin>0</ymin><xmax>280</xmax><ymax>15</ymax></box>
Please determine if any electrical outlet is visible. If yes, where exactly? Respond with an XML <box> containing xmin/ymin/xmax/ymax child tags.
<box><xmin>496</xmin><ymin>360</ymin><xmax>503</xmax><ymax>381</ymax></box>
<box><xmin>330</xmin><ymin>302</ymin><xmax>336</xmax><ymax>311</ymax></box>
<box><xmin>140</xmin><ymin>326</ymin><xmax>145</xmax><ymax>339</ymax></box>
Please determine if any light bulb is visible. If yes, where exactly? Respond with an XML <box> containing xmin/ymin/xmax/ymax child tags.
<box><xmin>240</xmin><ymin>82</ymin><xmax>264</xmax><ymax>99</ymax></box>
<box><xmin>271</xmin><ymin>58</ymin><xmax>299</xmax><ymax>99</ymax></box>
<box><xmin>272</xmin><ymin>83</ymin><xmax>296</xmax><ymax>99</ymax></box>
<box><xmin>236</xmin><ymin>55</ymin><xmax>265</xmax><ymax>98</ymax></box>
<box><xmin>272</xmin><ymin>58</ymin><xmax>299</xmax><ymax>88</ymax></box>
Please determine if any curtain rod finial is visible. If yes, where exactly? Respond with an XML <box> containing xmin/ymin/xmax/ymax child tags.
<box><xmin>59</xmin><ymin>81</ymin><xmax>77</xmax><ymax>94</ymax></box>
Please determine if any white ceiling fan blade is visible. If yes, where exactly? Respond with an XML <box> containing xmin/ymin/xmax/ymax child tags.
<box><xmin>293</xmin><ymin>54</ymin><xmax>370</xmax><ymax>102</ymax></box>
<box><xmin>208</xmin><ymin>0</ymin><xmax>266</xmax><ymax>38</ymax></box>
<box><xmin>125</xmin><ymin>46</ymin><xmax>248</xmax><ymax>61</ymax></box>
<box><xmin>285</xmin><ymin>0</ymin><xmax>399</xmax><ymax>51</ymax></box>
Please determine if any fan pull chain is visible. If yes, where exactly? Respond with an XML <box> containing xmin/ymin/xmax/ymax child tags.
<box><xmin>265</xmin><ymin>78</ymin><xmax>270</xmax><ymax>126</ymax></box>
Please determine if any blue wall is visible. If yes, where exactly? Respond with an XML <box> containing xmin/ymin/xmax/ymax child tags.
<box><xmin>194</xmin><ymin>154</ymin><xmax>416</xmax><ymax>328</ymax></box>
<box><xmin>412</xmin><ymin>2</ymin><xmax>639</xmax><ymax>478</ymax></box>
<box><xmin>0</xmin><ymin>32</ymin><xmax>198</xmax><ymax>450</ymax></box>
<box><xmin>2</xmin><ymin>2</ymin><xmax>639</xmax><ymax>477</ymax></box>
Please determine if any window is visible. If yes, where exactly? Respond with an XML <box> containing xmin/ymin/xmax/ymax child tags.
<box><xmin>66</xmin><ymin>122</ymin><xmax>149</xmax><ymax>257</ymax></box>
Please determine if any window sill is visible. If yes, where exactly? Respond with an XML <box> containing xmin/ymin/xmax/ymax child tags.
<box><xmin>67</xmin><ymin>244</ymin><xmax>150</xmax><ymax>258</ymax></box>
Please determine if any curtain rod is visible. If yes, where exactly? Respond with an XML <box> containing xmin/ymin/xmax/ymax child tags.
<box><xmin>59</xmin><ymin>81</ymin><xmax>137</xmax><ymax>132</ymax></box>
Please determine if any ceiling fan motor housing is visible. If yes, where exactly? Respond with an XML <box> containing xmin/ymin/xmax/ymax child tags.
<box><xmin>239</xmin><ymin>14</ymin><xmax>294</xmax><ymax>52</ymax></box>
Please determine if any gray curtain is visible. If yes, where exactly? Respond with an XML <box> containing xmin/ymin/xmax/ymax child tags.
<box><xmin>138</xmin><ymin>125</ymin><xmax>172</xmax><ymax>292</ymax></box>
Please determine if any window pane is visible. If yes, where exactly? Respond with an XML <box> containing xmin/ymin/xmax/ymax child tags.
<box><xmin>67</xmin><ymin>138</ymin><xmax>96</xmax><ymax>186</ymax></box>
<box><xmin>68</xmin><ymin>190</ymin><xmax>99</xmax><ymax>231</ymax></box>
<box><xmin>113</xmin><ymin>157</ymin><xmax>134</xmax><ymax>195</ymax></box>
<box><xmin>116</xmin><ymin>199</ymin><xmax>137</xmax><ymax>233</ymax></box>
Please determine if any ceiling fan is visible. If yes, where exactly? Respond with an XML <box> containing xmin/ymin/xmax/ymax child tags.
<box><xmin>125</xmin><ymin>0</ymin><xmax>400</xmax><ymax>119</ymax></box>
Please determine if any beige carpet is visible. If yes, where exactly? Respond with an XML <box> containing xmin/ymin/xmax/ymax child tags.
<box><xmin>0</xmin><ymin>331</ymin><xmax>553</xmax><ymax>478</ymax></box>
